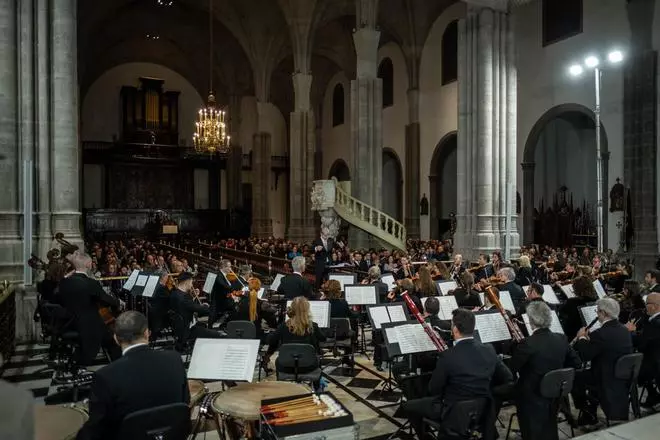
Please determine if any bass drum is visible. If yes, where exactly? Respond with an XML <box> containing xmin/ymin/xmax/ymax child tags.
<box><xmin>36</xmin><ymin>404</ymin><xmax>88</xmax><ymax>440</ymax></box>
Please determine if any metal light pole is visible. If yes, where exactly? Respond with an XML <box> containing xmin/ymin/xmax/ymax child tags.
<box><xmin>568</xmin><ymin>50</ymin><xmax>624</xmax><ymax>255</ymax></box>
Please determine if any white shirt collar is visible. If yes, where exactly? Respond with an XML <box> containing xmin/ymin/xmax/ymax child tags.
<box><xmin>75</xmin><ymin>270</ymin><xmax>88</xmax><ymax>276</ymax></box>
<box><xmin>650</xmin><ymin>312</ymin><xmax>660</xmax><ymax>321</ymax></box>
<box><xmin>293</xmin><ymin>271</ymin><xmax>302</xmax><ymax>276</ymax></box>
<box><xmin>122</xmin><ymin>342</ymin><xmax>148</xmax><ymax>355</ymax></box>
<box><xmin>454</xmin><ymin>336</ymin><xmax>474</xmax><ymax>344</ymax></box>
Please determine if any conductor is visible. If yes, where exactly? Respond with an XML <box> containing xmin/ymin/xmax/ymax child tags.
<box><xmin>311</xmin><ymin>231</ymin><xmax>334</xmax><ymax>288</ymax></box>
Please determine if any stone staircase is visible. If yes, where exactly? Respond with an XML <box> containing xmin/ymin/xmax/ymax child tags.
<box><xmin>311</xmin><ymin>178</ymin><xmax>406</xmax><ymax>250</ymax></box>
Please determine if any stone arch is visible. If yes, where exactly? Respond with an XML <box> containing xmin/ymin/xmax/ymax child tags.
<box><xmin>429</xmin><ymin>131</ymin><xmax>458</xmax><ymax>239</ymax></box>
<box><xmin>521</xmin><ymin>103</ymin><xmax>610</xmax><ymax>246</ymax></box>
<box><xmin>328</xmin><ymin>159</ymin><xmax>351</xmax><ymax>182</ymax></box>
<box><xmin>382</xmin><ymin>148</ymin><xmax>403</xmax><ymax>221</ymax></box>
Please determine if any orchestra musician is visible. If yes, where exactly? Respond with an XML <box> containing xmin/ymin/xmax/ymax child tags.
<box><xmin>396</xmin><ymin>256</ymin><xmax>415</xmax><ymax>280</ymax></box>
<box><xmin>514</xmin><ymin>255</ymin><xmax>534</xmax><ymax>287</ymax></box>
<box><xmin>449</xmin><ymin>254</ymin><xmax>466</xmax><ymax>281</ymax></box>
<box><xmin>351</xmin><ymin>252</ymin><xmax>369</xmax><ymax>282</ymax></box>
<box><xmin>322</xmin><ymin>279</ymin><xmax>357</xmax><ymax>365</ymax></box>
<box><xmin>170</xmin><ymin>273</ymin><xmax>224</xmax><ymax>351</ymax></box>
<box><xmin>57</xmin><ymin>253</ymin><xmax>122</xmax><ymax>366</ymax></box>
<box><xmin>76</xmin><ymin>312</ymin><xmax>189</xmax><ymax>440</ymax></box>
<box><xmin>147</xmin><ymin>270</ymin><xmax>172</xmax><ymax>340</ymax></box>
<box><xmin>473</xmin><ymin>254</ymin><xmax>493</xmax><ymax>282</ymax></box>
<box><xmin>363</xmin><ymin>266</ymin><xmax>389</xmax><ymax>302</ymax></box>
<box><xmin>312</xmin><ymin>231</ymin><xmax>334</xmax><ymax>288</ymax></box>
<box><xmin>233</xmin><ymin>277</ymin><xmax>278</xmax><ymax>342</ymax></box>
<box><xmin>644</xmin><ymin>269</ymin><xmax>660</xmax><ymax>294</ymax></box>
<box><xmin>491</xmin><ymin>250</ymin><xmax>503</xmax><ymax>273</ymax></box>
<box><xmin>415</xmin><ymin>266</ymin><xmax>436</xmax><ymax>297</ymax></box>
<box><xmin>510</xmin><ymin>302</ymin><xmax>582</xmax><ymax>440</ymax></box>
<box><xmin>401</xmin><ymin>309</ymin><xmax>513</xmax><ymax>439</ymax></box>
<box><xmin>208</xmin><ymin>259</ymin><xmax>236</xmax><ymax>327</ymax></box>
<box><xmin>277</xmin><ymin>256</ymin><xmax>314</xmax><ymax>300</ymax></box>
<box><xmin>616</xmin><ymin>280</ymin><xmax>646</xmax><ymax>323</ymax></box>
<box><xmin>497</xmin><ymin>268</ymin><xmax>526</xmax><ymax>314</ymax></box>
<box><xmin>625</xmin><ymin>292</ymin><xmax>660</xmax><ymax>409</ymax></box>
<box><xmin>450</xmin><ymin>272</ymin><xmax>482</xmax><ymax>308</ymax></box>
<box><xmin>571</xmin><ymin>298</ymin><xmax>633</xmax><ymax>426</ymax></box>
<box><xmin>558</xmin><ymin>276</ymin><xmax>598</xmax><ymax>341</ymax></box>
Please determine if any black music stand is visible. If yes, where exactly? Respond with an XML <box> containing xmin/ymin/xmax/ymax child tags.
<box><xmin>345</xmin><ymin>285</ymin><xmax>379</xmax><ymax>359</ymax></box>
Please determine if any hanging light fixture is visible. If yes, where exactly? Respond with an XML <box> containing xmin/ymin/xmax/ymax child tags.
<box><xmin>192</xmin><ymin>0</ymin><xmax>230</xmax><ymax>154</ymax></box>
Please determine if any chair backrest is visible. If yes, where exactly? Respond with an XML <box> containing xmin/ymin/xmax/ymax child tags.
<box><xmin>226</xmin><ymin>321</ymin><xmax>257</xmax><ymax>339</ymax></box>
<box><xmin>614</xmin><ymin>353</ymin><xmax>644</xmax><ymax>382</ymax></box>
<box><xmin>277</xmin><ymin>344</ymin><xmax>319</xmax><ymax>371</ymax></box>
<box><xmin>40</xmin><ymin>302</ymin><xmax>73</xmax><ymax>334</ymax></box>
<box><xmin>329</xmin><ymin>318</ymin><xmax>351</xmax><ymax>339</ymax></box>
<box><xmin>118</xmin><ymin>402</ymin><xmax>191</xmax><ymax>440</ymax></box>
<box><xmin>442</xmin><ymin>398</ymin><xmax>487</xmax><ymax>437</ymax></box>
<box><xmin>540</xmin><ymin>368</ymin><xmax>575</xmax><ymax>399</ymax></box>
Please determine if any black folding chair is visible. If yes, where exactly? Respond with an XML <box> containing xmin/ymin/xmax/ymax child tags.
<box><xmin>118</xmin><ymin>403</ymin><xmax>191</xmax><ymax>440</ymax></box>
<box><xmin>611</xmin><ymin>352</ymin><xmax>644</xmax><ymax>423</ymax></box>
<box><xmin>276</xmin><ymin>343</ymin><xmax>322</xmax><ymax>387</ymax></box>
<box><xmin>226</xmin><ymin>321</ymin><xmax>257</xmax><ymax>339</ymax></box>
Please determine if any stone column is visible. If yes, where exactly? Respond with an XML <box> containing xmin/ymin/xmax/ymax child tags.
<box><xmin>405</xmin><ymin>88</ymin><xmax>421</xmax><ymax>239</ymax></box>
<box><xmin>50</xmin><ymin>0</ymin><xmax>81</xmax><ymax>244</ymax></box>
<box><xmin>226</xmin><ymin>94</ymin><xmax>242</xmax><ymax>211</ymax></box>
<box><xmin>350</xmin><ymin>0</ymin><xmax>382</xmax><ymax>249</ymax></box>
<box><xmin>288</xmin><ymin>73</ymin><xmax>316</xmax><ymax>243</ymax></box>
<box><xmin>0</xmin><ymin>0</ymin><xmax>21</xmax><ymax>280</ymax></box>
<box><xmin>455</xmin><ymin>0</ymin><xmax>520</xmax><ymax>260</ymax></box>
<box><xmin>521</xmin><ymin>162</ymin><xmax>535</xmax><ymax>245</ymax></box>
<box><xmin>251</xmin><ymin>100</ymin><xmax>272</xmax><ymax>237</ymax></box>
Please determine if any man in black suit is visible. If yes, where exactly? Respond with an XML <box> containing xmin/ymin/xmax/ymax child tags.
<box><xmin>208</xmin><ymin>259</ymin><xmax>235</xmax><ymax>326</ymax></box>
<box><xmin>644</xmin><ymin>270</ymin><xmax>660</xmax><ymax>294</ymax></box>
<box><xmin>77</xmin><ymin>312</ymin><xmax>189</xmax><ymax>440</ymax></box>
<box><xmin>312</xmin><ymin>232</ymin><xmax>334</xmax><ymax>288</ymax></box>
<box><xmin>510</xmin><ymin>302</ymin><xmax>581</xmax><ymax>440</ymax></box>
<box><xmin>572</xmin><ymin>298</ymin><xmax>633</xmax><ymax>425</ymax></box>
<box><xmin>170</xmin><ymin>273</ymin><xmax>224</xmax><ymax>351</ymax></box>
<box><xmin>57</xmin><ymin>253</ymin><xmax>122</xmax><ymax>365</ymax></box>
<box><xmin>626</xmin><ymin>292</ymin><xmax>660</xmax><ymax>408</ymax></box>
<box><xmin>147</xmin><ymin>270</ymin><xmax>171</xmax><ymax>340</ymax></box>
<box><xmin>401</xmin><ymin>309</ymin><xmax>513</xmax><ymax>438</ymax></box>
<box><xmin>277</xmin><ymin>256</ymin><xmax>314</xmax><ymax>300</ymax></box>
<box><xmin>352</xmin><ymin>252</ymin><xmax>369</xmax><ymax>282</ymax></box>
<box><xmin>498</xmin><ymin>267</ymin><xmax>526</xmax><ymax>314</ymax></box>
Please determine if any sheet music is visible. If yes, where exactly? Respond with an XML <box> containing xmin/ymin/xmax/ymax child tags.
<box><xmin>123</xmin><ymin>269</ymin><xmax>140</xmax><ymax>290</ymax></box>
<box><xmin>203</xmin><ymin>272</ymin><xmax>217</xmax><ymax>294</ymax></box>
<box><xmin>522</xmin><ymin>311</ymin><xmax>565</xmax><ymax>335</ymax></box>
<box><xmin>542</xmin><ymin>285</ymin><xmax>560</xmax><ymax>304</ymax></box>
<box><xmin>560</xmin><ymin>284</ymin><xmax>576</xmax><ymax>299</ymax></box>
<box><xmin>387</xmin><ymin>305</ymin><xmax>407</xmax><ymax>323</ymax></box>
<box><xmin>474</xmin><ymin>313</ymin><xmax>511</xmax><ymax>343</ymax></box>
<box><xmin>309</xmin><ymin>301</ymin><xmax>331</xmax><ymax>328</ymax></box>
<box><xmin>135</xmin><ymin>274</ymin><xmax>148</xmax><ymax>287</ymax></box>
<box><xmin>345</xmin><ymin>285</ymin><xmax>377</xmax><ymax>305</ymax></box>
<box><xmin>436</xmin><ymin>281</ymin><xmax>458</xmax><ymax>296</ymax></box>
<box><xmin>592</xmin><ymin>280</ymin><xmax>607</xmax><ymax>299</ymax></box>
<box><xmin>479</xmin><ymin>292</ymin><xmax>485</xmax><ymax>305</ymax></box>
<box><xmin>369</xmin><ymin>306</ymin><xmax>391</xmax><ymax>329</ymax></box>
<box><xmin>437</xmin><ymin>296</ymin><xmax>459</xmax><ymax>320</ymax></box>
<box><xmin>142</xmin><ymin>275</ymin><xmax>160</xmax><ymax>298</ymax></box>
<box><xmin>384</xmin><ymin>327</ymin><xmax>399</xmax><ymax>344</ymax></box>
<box><xmin>394</xmin><ymin>324</ymin><xmax>437</xmax><ymax>354</ymax></box>
<box><xmin>498</xmin><ymin>291</ymin><xmax>516</xmax><ymax>314</ymax></box>
<box><xmin>329</xmin><ymin>274</ymin><xmax>356</xmax><ymax>291</ymax></box>
<box><xmin>188</xmin><ymin>338</ymin><xmax>260</xmax><ymax>382</ymax></box>
<box><xmin>243</xmin><ymin>287</ymin><xmax>266</xmax><ymax>299</ymax></box>
<box><xmin>270</xmin><ymin>273</ymin><xmax>285</xmax><ymax>291</ymax></box>
<box><xmin>579</xmin><ymin>305</ymin><xmax>602</xmax><ymax>331</ymax></box>
<box><xmin>381</xmin><ymin>274</ymin><xmax>396</xmax><ymax>291</ymax></box>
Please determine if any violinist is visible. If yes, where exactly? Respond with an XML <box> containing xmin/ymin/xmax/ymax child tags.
<box><xmin>644</xmin><ymin>269</ymin><xmax>660</xmax><ymax>295</ymax></box>
<box><xmin>449</xmin><ymin>254</ymin><xmax>465</xmax><ymax>281</ymax></box>
<box><xmin>615</xmin><ymin>280</ymin><xmax>646</xmax><ymax>324</ymax></box>
<box><xmin>351</xmin><ymin>252</ymin><xmax>369</xmax><ymax>282</ymax></box>
<box><xmin>514</xmin><ymin>255</ymin><xmax>533</xmax><ymax>287</ymax></box>
<box><xmin>498</xmin><ymin>267</ymin><xmax>526</xmax><ymax>314</ymax></box>
<box><xmin>396</xmin><ymin>257</ymin><xmax>415</xmax><ymax>280</ymax></box>
<box><xmin>277</xmin><ymin>256</ymin><xmax>314</xmax><ymax>300</ymax></box>
<box><xmin>233</xmin><ymin>277</ymin><xmax>278</xmax><ymax>342</ymax></box>
<box><xmin>591</xmin><ymin>255</ymin><xmax>604</xmax><ymax>277</ymax></box>
<box><xmin>208</xmin><ymin>259</ymin><xmax>238</xmax><ymax>327</ymax></box>
<box><xmin>363</xmin><ymin>266</ymin><xmax>388</xmax><ymax>302</ymax></box>
<box><xmin>492</xmin><ymin>250</ymin><xmax>503</xmax><ymax>273</ymax></box>
<box><xmin>557</xmin><ymin>276</ymin><xmax>598</xmax><ymax>341</ymax></box>
<box><xmin>472</xmin><ymin>254</ymin><xmax>493</xmax><ymax>282</ymax></box>
<box><xmin>600</xmin><ymin>262</ymin><xmax>630</xmax><ymax>292</ymax></box>
<box><xmin>415</xmin><ymin>266</ymin><xmax>436</xmax><ymax>297</ymax></box>
<box><xmin>550</xmin><ymin>261</ymin><xmax>576</xmax><ymax>285</ymax></box>
<box><xmin>148</xmin><ymin>270</ymin><xmax>172</xmax><ymax>340</ymax></box>
<box><xmin>450</xmin><ymin>272</ymin><xmax>481</xmax><ymax>308</ymax></box>
<box><xmin>434</xmin><ymin>261</ymin><xmax>451</xmax><ymax>281</ymax></box>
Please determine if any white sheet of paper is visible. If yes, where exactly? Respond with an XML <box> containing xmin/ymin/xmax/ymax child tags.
<box><xmin>479</xmin><ymin>292</ymin><xmax>485</xmax><ymax>305</ymax></box>
<box><xmin>309</xmin><ymin>301</ymin><xmax>331</xmax><ymax>328</ymax></box>
<box><xmin>345</xmin><ymin>285</ymin><xmax>378</xmax><ymax>305</ymax></box>
<box><xmin>135</xmin><ymin>275</ymin><xmax>148</xmax><ymax>287</ymax></box>
<box><xmin>387</xmin><ymin>305</ymin><xmax>407</xmax><ymax>323</ymax></box>
<box><xmin>142</xmin><ymin>275</ymin><xmax>160</xmax><ymax>298</ymax></box>
<box><xmin>522</xmin><ymin>311</ymin><xmax>565</xmax><ymax>335</ymax></box>
<box><xmin>329</xmin><ymin>274</ymin><xmax>356</xmax><ymax>291</ymax></box>
<box><xmin>123</xmin><ymin>269</ymin><xmax>140</xmax><ymax>290</ymax></box>
<box><xmin>542</xmin><ymin>285</ymin><xmax>560</xmax><ymax>304</ymax></box>
<box><xmin>384</xmin><ymin>327</ymin><xmax>399</xmax><ymax>344</ymax></box>
<box><xmin>498</xmin><ymin>291</ymin><xmax>516</xmax><ymax>314</ymax></box>
<box><xmin>203</xmin><ymin>273</ymin><xmax>217</xmax><ymax>294</ymax></box>
<box><xmin>188</xmin><ymin>338</ymin><xmax>260</xmax><ymax>382</ymax></box>
<box><xmin>369</xmin><ymin>306</ymin><xmax>391</xmax><ymax>329</ymax></box>
<box><xmin>437</xmin><ymin>281</ymin><xmax>458</xmax><ymax>296</ymax></box>
<box><xmin>474</xmin><ymin>313</ymin><xmax>511</xmax><ymax>343</ymax></box>
<box><xmin>560</xmin><ymin>284</ymin><xmax>576</xmax><ymax>299</ymax></box>
<box><xmin>437</xmin><ymin>296</ymin><xmax>459</xmax><ymax>320</ymax></box>
<box><xmin>270</xmin><ymin>273</ymin><xmax>285</xmax><ymax>291</ymax></box>
<box><xmin>579</xmin><ymin>305</ymin><xmax>602</xmax><ymax>332</ymax></box>
<box><xmin>381</xmin><ymin>274</ymin><xmax>396</xmax><ymax>291</ymax></box>
<box><xmin>593</xmin><ymin>280</ymin><xmax>607</xmax><ymax>299</ymax></box>
<box><xmin>243</xmin><ymin>287</ymin><xmax>266</xmax><ymax>299</ymax></box>
<box><xmin>394</xmin><ymin>324</ymin><xmax>437</xmax><ymax>354</ymax></box>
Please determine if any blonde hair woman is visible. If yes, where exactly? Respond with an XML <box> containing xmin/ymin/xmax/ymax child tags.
<box><xmin>234</xmin><ymin>277</ymin><xmax>277</xmax><ymax>341</ymax></box>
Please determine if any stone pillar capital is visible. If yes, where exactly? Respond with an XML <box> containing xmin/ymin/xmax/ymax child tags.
<box><xmin>292</xmin><ymin>72</ymin><xmax>313</xmax><ymax>112</ymax></box>
<box><xmin>353</xmin><ymin>28</ymin><xmax>380</xmax><ymax>78</ymax></box>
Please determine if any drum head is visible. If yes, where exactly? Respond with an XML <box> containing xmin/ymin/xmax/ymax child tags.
<box><xmin>36</xmin><ymin>406</ymin><xmax>88</xmax><ymax>440</ymax></box>
<box><xmin>211</xmin><ymin>381</ymin><xmax>309</xmax><ymax>420</ymax></box>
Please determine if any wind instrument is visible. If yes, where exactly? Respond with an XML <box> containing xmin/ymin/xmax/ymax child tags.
<box><xmin>484</xmin><ymin>286</ymin><xmax>525</xmax><ymax>342</ymax></box>
<box><xmin>570</xmin><ymin>317</ymin><xmax>599</xmax><ymax>346</ymax></box>
<box><xmin>401</xmin><ymin>290</ymin><xmax>449</xmax><ymax>351</ymax></box>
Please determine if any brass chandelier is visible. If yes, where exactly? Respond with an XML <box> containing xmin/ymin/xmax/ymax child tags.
<box><xmin>192</xmin><ymin>0</ymin><xmax>230</xmax><ymax>154</ymax></box>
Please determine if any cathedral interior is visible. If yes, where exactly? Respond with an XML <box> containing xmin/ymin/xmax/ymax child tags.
<box><xmin>1</xmin><ymin>0</ymin><xmax>660</xmax><ymax>439</ymax></box>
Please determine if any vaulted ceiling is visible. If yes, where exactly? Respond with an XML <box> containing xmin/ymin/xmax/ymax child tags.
<box><xmin>78</xmin><ymin>0</ymin><xmax>458</xmax><ymax>116</ymax></box>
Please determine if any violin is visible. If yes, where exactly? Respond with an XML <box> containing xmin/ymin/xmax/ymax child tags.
<box><xmin>467</xmin><ymin>264</ymin><xmax>487</xmax><ymax>273</ymax></box>
<box><xmin>599</xmin><ymin>270</ymin><xmax>624</xmax><ymax>279</ymax></box>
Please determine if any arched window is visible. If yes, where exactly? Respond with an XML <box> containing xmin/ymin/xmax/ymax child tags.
<box><xmin>378</xmin><ymin>58</ymin><xmax>394</xmax><ymax>108</ymax></box>
<box><xmin>442</xmin><ymin>20</ymin><xmax>458</xmax><ymax>85</ymax></box>
<box><xmin>332</xmin><ymin>83</ymin><xmax>344</xmax><ymax>127</ymax></box>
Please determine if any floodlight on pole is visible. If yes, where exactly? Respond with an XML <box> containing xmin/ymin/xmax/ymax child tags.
<box><xmin>608</xmin><ymin>50</ymin><xmax>624</xmax><ymax>64</ymax></box>
<box><xmin>584</xmin><ymin>55</ymin><xmax>600</xmax><ymax>68</ymax></box>
<box><xmin>569</xmin><ymin>64</ymin><xmax>584</xmax><ymax>77</ymax></box>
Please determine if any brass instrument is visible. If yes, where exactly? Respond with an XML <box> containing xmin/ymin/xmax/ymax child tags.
<box><xmin>54</xmin><ymin>232</ymin><xmax>79</xmax><ymax>258</ymax></box>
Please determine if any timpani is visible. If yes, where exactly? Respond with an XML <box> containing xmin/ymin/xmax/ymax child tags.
<box><xmin>211</xmin><ymin>381</ymin><xmax>309</xmax><ymax>439</ymax></box>
<box><xmin>188</xmin><ymin>379</ymin><xmax>207</xmax><ymax>407</ymax></box>
<box><xmin>36</xmin><ymin>405</ymin><xmax>88</xmax><ymax>440</ymax></box>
